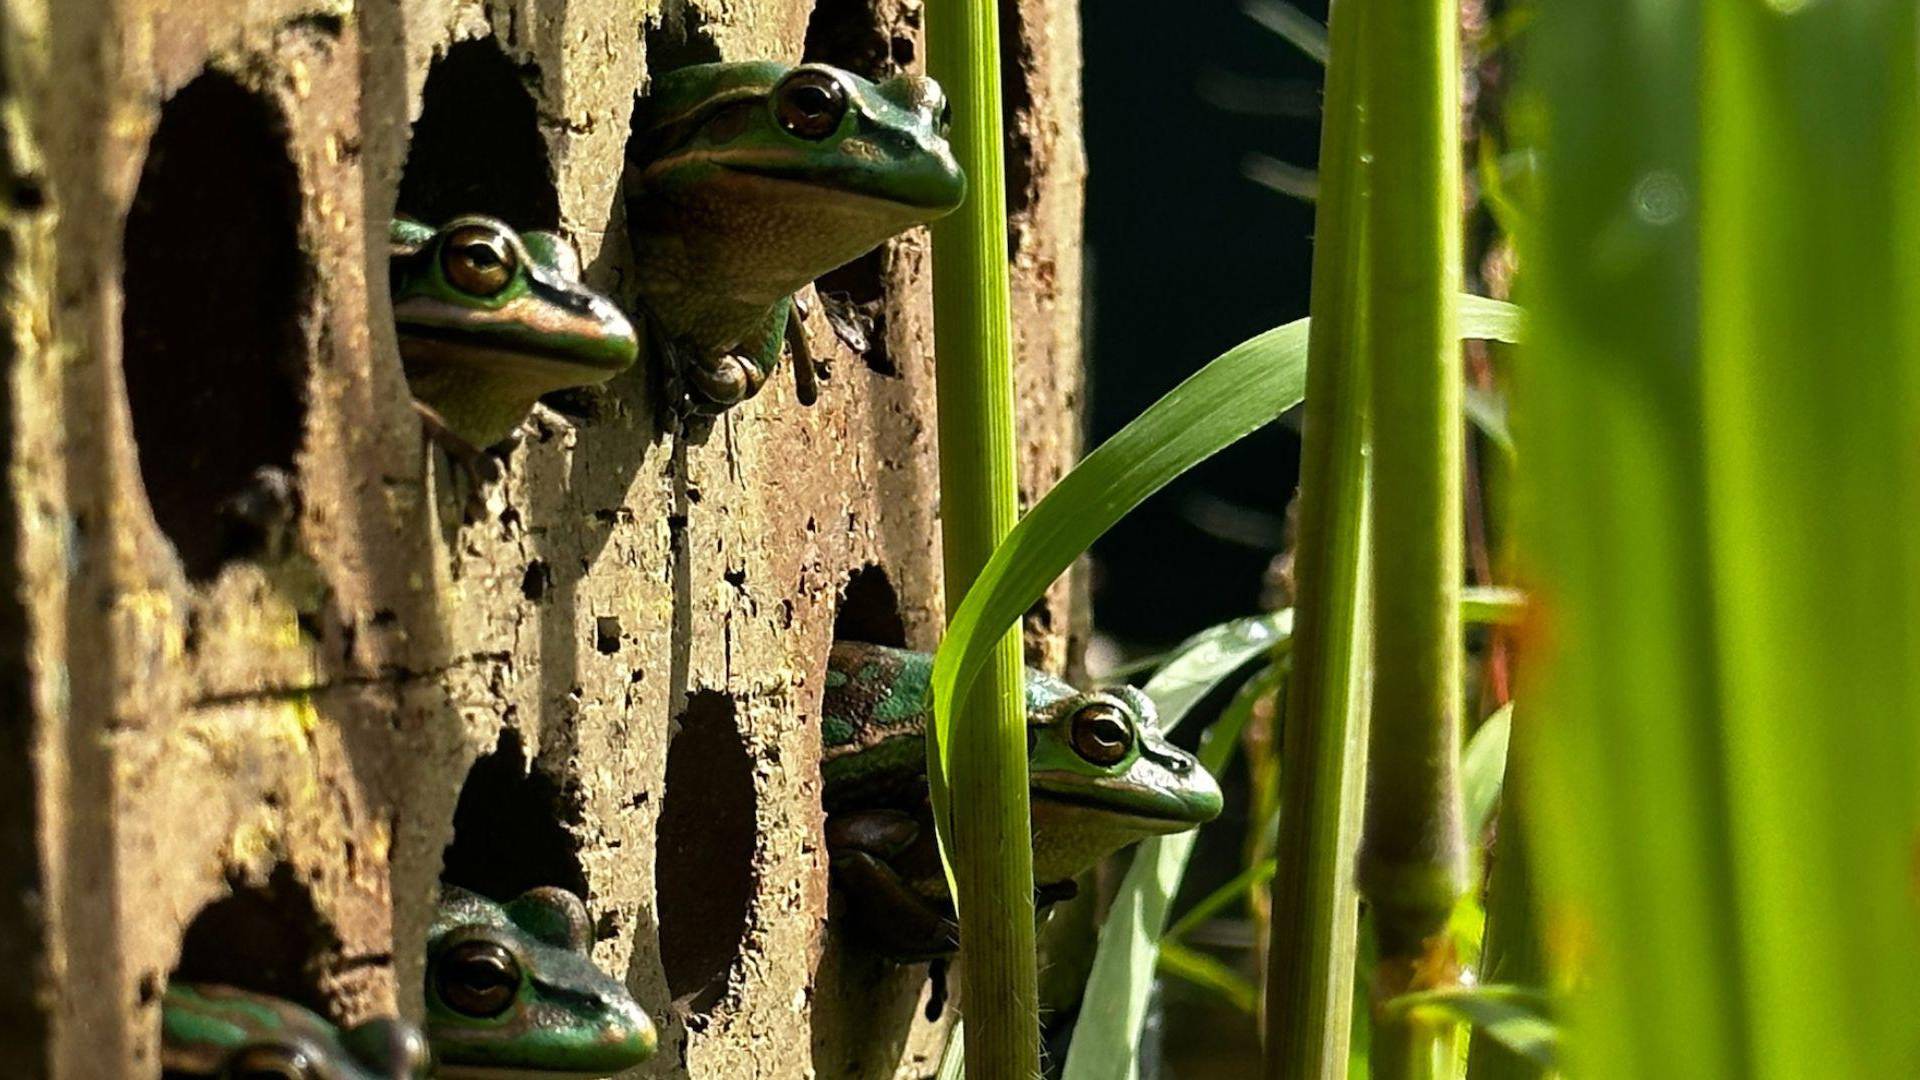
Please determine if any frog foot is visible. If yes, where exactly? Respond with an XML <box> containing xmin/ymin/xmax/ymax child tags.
<box><xmin>829</xmin><ymin>847</ymin><xmax>961</xmax><ymax>961</ymax></box>
<box><xmin>826</xmin><ymin>810</ymin><xmax>962</xmax><ymax>961</ymax></box>
<box><xmin>413</xmin><ymin>400</ymin><xmax>502</xmax><ymax>522</ymax></box>
<box><xmin>684</xmin><ymin>351</ymin><xmax>767</xmax><ymax>413</ymax></box>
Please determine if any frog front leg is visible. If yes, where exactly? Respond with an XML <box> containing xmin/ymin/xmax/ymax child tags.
<box><xmin>826</xmin><ymin>809</ymin><xmax>962</xmax><ymax>961</ymax></box>
<box><xmin>680</xmin><ymin>297</ymin><xmax>788</xmax><ymax>415</ymax></box>
<box><xmin>411</xmin><ymin>400</ymin><xmax>502</xmax><ymax>523</ymax></box>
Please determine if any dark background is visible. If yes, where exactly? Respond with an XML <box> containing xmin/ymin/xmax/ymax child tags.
<box><xmin>1081</xmin><ymin>0</ymin><xmax>1328</xmax><ymax>649</ymax></box>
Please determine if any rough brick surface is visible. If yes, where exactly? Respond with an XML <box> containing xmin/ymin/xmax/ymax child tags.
<box><xmin>0</xmin><ymin>0</ymin><xmax>1082</xmax><ymax>1076</ymax></box>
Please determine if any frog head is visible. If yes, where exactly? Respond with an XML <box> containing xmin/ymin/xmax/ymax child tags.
<box><xmin>425</xmin><ymin>885</ymin><xmax>656</xmax><ymax>1078</ymax></box>
<box><xmin>389</xmin><ymin>216</ymin><xmax>639</xmax><ymax>448</ymax></box>
<box><xmin>1025</xmin><ymin>681</ymin><xmax>1225</xmax><ymax>884</ymax></box>
<box><xmin>160</xmin><ymin>983</ymin><xmax>429</xmax><ymax>1080</ymax></box>
<box><xmin>627</xmin><ymin>61</ymin><xmax>967</xmax><ymax>333</ymax></box>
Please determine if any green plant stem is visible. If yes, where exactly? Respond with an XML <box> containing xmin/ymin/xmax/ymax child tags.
<box><xmin>1355</xmin><ymin>0</ymin><xmax>1467</xmax><ymax>1072</ymax></box>
<box><xmin>924</xmin><ymin>1</ymin><xmax>1038</xmax><ymax>1076</ymax></box>
<box><xmin>1262</xmin><ymin>0</ymin><xmax>1372</xmax><ymax>1074</ymax></box>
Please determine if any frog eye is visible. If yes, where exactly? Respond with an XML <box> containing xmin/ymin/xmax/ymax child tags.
<box><xmin>1069</xmin><ymin>702</ymin><xmax>1135</xmax><ymax>767</ymax></box>
<box><xmin>774</xmin><ymin>70</ymin><xmax>849</xmax><ymax>141</ymax></box>
<box><xmin>226</xmin><ymin>1044</ymin><xmax>314</xmax><ymax>1080</ymax></box>
<box><xmin>936</xmin><ymin>98</ymin><xmax>953</xmax><ymax>138</ymax></box>
<box><xmin>434</xmin><ymin>940</ymin><xmax>522</xmax><ymax>1019</ymax></box>
<box><xmin>440</xmin><ymin>224</ymin><xmax>518</xmax><ymax>297</ymax></box>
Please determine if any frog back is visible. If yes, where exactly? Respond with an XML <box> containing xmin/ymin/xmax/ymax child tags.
<box><xmin>633</xmin><ymin>61</ymin><xmax>787</xmax><ymax>156</ymax></box>
<box><xmin>819</xmin><ymin>642</ymin><xmax>1078</xmax><ymax>808</ymax></box>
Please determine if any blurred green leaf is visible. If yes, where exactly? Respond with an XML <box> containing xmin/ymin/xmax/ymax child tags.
<box><xmin>1463</xmin><ymin>384</ymin><xmax>1513</xmax><ymax>458</ymax></box>
<box><xmin>1384</xmin><ymin>985</ymin><xmax>1558</xmax><ymax>1070</ymax></box>
<box><xmin>1520</xmin><ymin>0</ymin><xmax>1920</xmax><ymax>1074</ymax></box>
<box><xmin>1462</xmin><ymin>703</ymin><xmax>1513</xmax><ymax>840</ymax></box>
<box><xmin>1244</xmin><ymin>153</ymin><xmax>1321</xmax><ymax>202</ymax></box>
<box><xmin>1164</xmin><ymin>856</ymin><xmax>1277</xmax><ymax>945</ymax></box>
<box><xmin>1158</xmin><ymin>941</ymin><xmax>1260</xmax><ymax>1015</ymax></box>
<box><xmin>1243</xmin><ymin>0</ymin><xmax>1330</xmax><ymax>64</ymax></box>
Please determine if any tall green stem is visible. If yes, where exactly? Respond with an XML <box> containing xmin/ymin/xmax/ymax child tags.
<box><xmin>1355</xmin><ymin>0</ymin><xmax>1466</xmax><ymax>1072</ymax></box>
<box><xmin>1262</xmin><ymin>0</ymin><xmax>1372</xmax><ymax>1075</ymax></box>
<box><xmin>925</xmin><ymin>1</ymin><xmax>1039</xmax><ymax>1076</ymax></box>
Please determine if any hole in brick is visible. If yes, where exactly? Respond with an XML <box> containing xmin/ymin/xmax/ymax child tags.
<box><xmin>122</xmin><ymin>70</ymin><xmax>308</xmax><ymax>583</ymax></box>
<box><xmin>834</xmin><ymin>565</ymin><xmax>908</xmax><ymax>648</ymax></box>
<box><xmin>813</xmin><ymin>251</ymin><xmax>893</xmax><ymax>376</ymax></box>
<box><xmin>595</xmin><ymin>615</ymin><xmax>622</xmax><ymax>654</ymax></box>
<box><xmin>521</xmin><ymin>559</ymin><xmax>551</xmax><ymax>601</ymax></box>
<box><xmin>801</xmin><ymin>1</ymin><xmax>904</xmax><ymax>378</ymax></box>
<box><xmin>803</xmin><ymin>0</ymin><xmax>897</xmax><ymax>81</ymax></box>
<box><xmin>397</xmin><ymin>39</ymin><xmax>558</xmax><ymax>230</ymax></box>
<box><xmin>441</xmin><ymin>728</ymin><xmax>588</xmax><ymax>900</ymax></box>
<box><xmin>169</xmin><ymin>865</ymin><xmax>336</xmax><ymax>1015</ymax></box>
<box><xmin>656</xmin><ymin>691</ymin><xmax>757</xmax><ymax>1014</ymax></box>
<box><xmin>642</xmin><ymin>4</ymin><xmax>722</xmax><ymax>75</ymax></box>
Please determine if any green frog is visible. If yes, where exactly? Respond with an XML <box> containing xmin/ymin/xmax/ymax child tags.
<box><xmin>389</xmin><ymin>216</ymin><xmax>640</xmax><ymax>453</ymax></box>
<box><xmin>425</xmin><ymin>884</ymin><xmax>657</xmax><ymax>1078</ymax></box>
<box><xmin>625</xmin><ymin>61</ymin><xmax>966</xmax><ymax>415</ymax></box>
<box><xmin>821</xmin><ymin>642</ymin><xmax>1224</xmax><ymax>960</ymax></box>
<box><xmin>160</xmin><ymin>983</ymin><xmax>428</xmax><ymax>1079</ymax></box>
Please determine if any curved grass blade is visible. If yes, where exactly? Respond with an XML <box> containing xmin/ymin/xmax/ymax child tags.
<box><xmin>1383</xmin><ymin>985</ymin><xmax>1558</xmax><ymax>1070</ymax></box>
<box><xmin>1243</xmin><ymin>0</ymin><xmax>1331</xmax><ymax>64</ymax></box>
<box><xmin>928</xmin><ymin>296</ymin><xmax>1524</xmax><ymax>799</ymax></box>
<box><xmin>1140</xmin><ymin>610</ymin><xmax>1293</xmax><ymax>736</ymax></box>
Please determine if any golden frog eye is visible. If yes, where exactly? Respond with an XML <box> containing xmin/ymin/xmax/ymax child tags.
<box><xmin>1069</xmin><ymin>702</ymin><xmax>1134</xmax><ymax>767</ymax></box>
<box><xmin>440</xmin><ymin>224</ymin><xmax>517</xmax><ymax>297</ymax></box>
<box><xmin>226</xmin><ymin>1044</ymin><xmax>314</xmax><ymax>1080</ymax></box>
<box><xmin>434</xmin><ymin>940</ymin><xmax>522</xmax><ymax>1019</ymax></box>
<box><xmin>774</xmin><ymin>70</ymin><xmax>849</xmax><ymax>141</ymax></box>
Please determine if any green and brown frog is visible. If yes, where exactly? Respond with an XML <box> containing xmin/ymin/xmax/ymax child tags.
<box><xmin>625</xmin><ymin>61</ymin><xmax>966</xmax><ymax>415</ymax></box>
<box><xmin>160</xmin><ymin>983</ymin><xmax>428</xmax><ymax>1080</ymax></box>
<box><xmin>425</xmin><ymin>884</ymin><xmax>656</xmax><ymax>1078</ymax></box>
<box><xmin>821</xmin><ymin>642</ymin><xmax>1224</xmax><ymax>960</ymax></box>
<box><xmin>389</xmin><ymin>216</ymin><xmax>640</xmax><ymax>456</ymax></box>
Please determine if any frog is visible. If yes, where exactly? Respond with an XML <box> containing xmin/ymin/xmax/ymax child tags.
<box><xmin>425</xmin><ymin>884</ymin><xmax>657</xmax><ymax>1078</ymax></box>
<box><xmin>820</xmin><ymin>642</ymin><xmax>1224</xmax><ymax>960</ymax></box>
<box><xmin>389</xmin><ymin>216</ymin><xmax>640</xmax><ymax>455</ymax></box>
<box><xmin>624</xmin><ymin>61</ymin><xmax>967</xmax><ymax>416</ymax></box>
<box><xmin>160</xmin><ymin>983</ymin><xmax>429</xmax><ymax>1080</ymax></box>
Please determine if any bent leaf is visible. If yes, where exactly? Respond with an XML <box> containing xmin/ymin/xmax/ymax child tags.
<box><xmin>1384</xmin><ymin>985</ymin><xmax>1558</xmax><ymax>1070</ymax></box>
<box><xmin>929</xmin><ymin>296</ymin><xmax>1524</xmax><ymax>803</ymax></box>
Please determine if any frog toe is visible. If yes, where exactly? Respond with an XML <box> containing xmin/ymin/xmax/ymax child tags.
<box><xmin>686</xmin><ymin>353</ymin><xmax>766</xmax><ymax>410</ymax></box>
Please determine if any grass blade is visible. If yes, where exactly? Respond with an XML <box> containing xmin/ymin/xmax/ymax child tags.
<box><xmin>928</xmin><ymin>296</ymin><xmax>1519</xmax><ymax>794</ymax></box>
<box><xmin>1243</xmin><ymin>0</ymin><xmax>1331</xmax><ymax>65</ymax></box>
<box><xmin>1061</xmin><ymin>659</ymin><xmax>1281</xmax><ymax>1080</ymax></box>
<box><xmin>1383</xmin><ymin>986</ymin><xmax>1557</xmax><ymax>1071</ymax></box>
<box><xmin>925</xmin><ymin>0</ymin><xmax>1036</xmax><ymax>1071</ymax></box>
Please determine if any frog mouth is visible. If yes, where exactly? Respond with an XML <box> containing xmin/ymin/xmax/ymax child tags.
<box><xmin>727</xmin><ymin>165</ymin><xmax>966</xmax><ymax>212</ymax></box>
<box><xmin>397</xmin><ymin>323</ymin><xmax>634</xmax><ymax>377</ymax></box>
<box><xmin>1030</xmin><ymin>774</ymin><xmax>1220</xmax><ymax>829</ymax></box>
<box><xmin>648</xmin><ymin>145</ymin><xmax>966</xmax><ymax>213</ymax></box>
<box><xmin>394</xmin><ymin>292</ymin><xmax>637</xmax><ymax>377</ymax></box>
